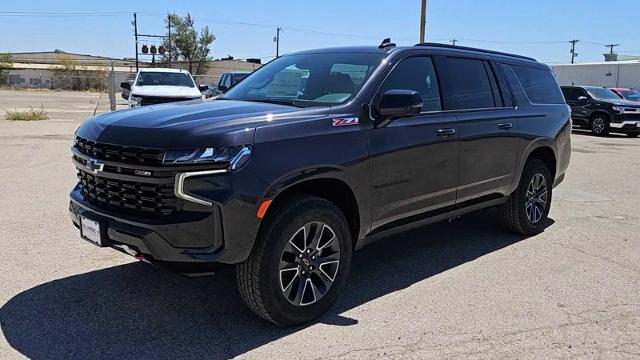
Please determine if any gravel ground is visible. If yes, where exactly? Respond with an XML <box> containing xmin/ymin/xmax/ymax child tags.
<box><xmin>0</xmin><ymin>89</ymin><xmax>639</xmax><ymax>359</ymax></box>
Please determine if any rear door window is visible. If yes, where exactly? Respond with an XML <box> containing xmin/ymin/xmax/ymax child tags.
<box><xmin>378</xmin><ymin>56</ymin><xmax>442</xmax><ymax>112</ymax></box>
<box><xmin>442</xmin><ymin>57</ymin><xmax>497</xmax><ymax>110</ymax></box>
<box><xmin>510</xmin><ymin>65</ymin><xmax>565</xmax><ymax>104</ymax></box>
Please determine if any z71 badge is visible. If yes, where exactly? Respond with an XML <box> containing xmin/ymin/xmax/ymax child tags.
<box><xmin>332</xmin><ymin>117</ymin><xmax>359</xmax><ymax>127</ymax></box>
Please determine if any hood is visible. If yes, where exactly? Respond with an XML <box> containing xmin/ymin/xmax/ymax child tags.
<box><xmin>76</xmin><ymin>99</ymin><xmax>329</xmax><ymax>149</ymax></box>
<box><xmin>601</xmin><ymin>98</ymin><xmax>640</xmax><ymax>107</ymax></box>
<box><xmin>131</xmin><ymin>85</ymin><xmax>202</xmax><ymax>98</ymax></box>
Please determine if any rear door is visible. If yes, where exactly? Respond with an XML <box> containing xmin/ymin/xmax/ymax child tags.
<box><xmin>437</xmin><ymin>56</ymin><xmax>518</xmax><ymax>202</ymax></box>
<box><xmin>367</xmin><ymin>55</ymin><xmax>458</xmax><ymax>229</ymax></box>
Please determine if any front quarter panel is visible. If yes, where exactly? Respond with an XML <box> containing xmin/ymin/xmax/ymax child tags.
<box><xmin>252</xmin><ymin>113</ymin><xmax>371</xmax><ymax>238</ymax></box>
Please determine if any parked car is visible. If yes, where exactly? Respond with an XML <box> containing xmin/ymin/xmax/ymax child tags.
<box><xmin>120</xmin><ymin>73</ymin><xmax>136</xmax><ymax>100</ymax></box>
<box><xmin>70</xmin><ymin>41</ymin><xmax>571</xmax><ymax>325</ymax></box>
<box><xmin>609</xmin><ymin>87</ymin><xmax>640</xmax><ymax>103</ymax></box>
<box><xmin>120</xmin><ymin>68</ymin><xmax>204</xmax><ymax>107</ymax></box>
<box><xmin>561</xmin><ymin>86</ymin><xmax>640</xmax><ymax>137</ymax></box>
<box><xmin>203</xmin><ymin>71</ymin><xmax>251</xmax><ymax>98</ymax></box>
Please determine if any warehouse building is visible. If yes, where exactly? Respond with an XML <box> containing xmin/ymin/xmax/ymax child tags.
<box><xmin>551</xmin><ymin>57</ymin><xmax>640</xmax><ymax>89</ymax></box>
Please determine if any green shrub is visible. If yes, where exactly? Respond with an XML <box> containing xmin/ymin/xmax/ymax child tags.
<box><xmin>5</xmin><ymin>107</ymin><xmax>49</xmax><ymax>121</ymax></box>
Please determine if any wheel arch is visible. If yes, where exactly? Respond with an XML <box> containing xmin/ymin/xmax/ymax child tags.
<box><xmin>259</xmin><ymin>174</ymin><xmax>363</xmax><ymax>250</ymax></box>
<box><xmin>513</xmin><ymin>140</ymin><xmax>558</xmax><ymax>193</ymax></box>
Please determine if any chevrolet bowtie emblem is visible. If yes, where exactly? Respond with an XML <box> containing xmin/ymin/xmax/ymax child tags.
<box><xmin>87</xmin><ymin>159</ymin><xmax>104</xmax><ymax>174</ymax></box>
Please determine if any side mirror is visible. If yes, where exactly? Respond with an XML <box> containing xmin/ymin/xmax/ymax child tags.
<box><xmin>120</xmin><ymin>82</ymin><xmax>131</xmax><ymax>90</ymax></box>
<box><xmin>577</xmin><ymin>96</ymin><xmax>588</xmax><ymax>102</ymax></box>
<box><xmin>377</xmin><ymin>89</ymin><xmax>423</xmax><ymax>126</ymax></box>
<box><xmin>218</xmin><ymin>84</ymin><xmax>228</xmax><ymax>92</ymax></box>
<box><xmin>198</xmin><ymin>84</ymin><xmax>209</xmax><ymax>92</ymax></box>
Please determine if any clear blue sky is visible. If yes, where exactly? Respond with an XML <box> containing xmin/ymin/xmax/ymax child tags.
<box><xmin>1</xmin><ymin>0</ymin><xmax>638</xmax><ymax>64</ymax></box>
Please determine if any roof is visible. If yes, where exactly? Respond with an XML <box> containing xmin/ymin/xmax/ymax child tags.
<box><xmin>290</xmin><ymin>43</ymin><xmax>538</xmax><ymax>64</ymax></box>
<box><xmin>138</xmin><ymin>67</ymin><xmax>191</xmax><ymax>74</ymax></box>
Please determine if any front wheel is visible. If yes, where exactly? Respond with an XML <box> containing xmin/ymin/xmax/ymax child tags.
<box><xmin>499</xmin><ymin>159</ymin><xmax>552</xmax><ymax>235</ymax></box>
<box><xmin>591</xmin><ymin>115</ymin><xmax>610</xmax><ymax>136</ymax></box>
<box><xmin>237</xmin><ymin>195</ymin><xmax>352</xmax><ymax>325</ymax></box>
<box><xmin>627</xmin><ymin>133</ymin><xmax>639</xmax><ymax>138</ymax></box>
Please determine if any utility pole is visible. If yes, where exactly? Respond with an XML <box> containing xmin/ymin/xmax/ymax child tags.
<box><xmin>133</xmin><ymin>12</ymin><xmax>139</xmax><ymax>71</ymax></box>
<box><xmin>569</xmin><ymin>39</ymin><xmax>579</xmax><ymax>64</ymax></box>
<box><xmin>167</xmin><ymin>14</ymin><xmax>172</xmax><ymax>67</ymax></box>
<box><xmin>419</xmin><ymin>0</ymin><xmax>427</xmax><ymax>43</ymax></box>
<box><xmin>450</xmin><ymin>38</ymin><xmax>458</xmax><ymax>46</ymax></box>
<box><xmin>275</xmin><ymin>27</ymin><xmax>281</xmax><ymax>58</ymax></box>
<box><xmin>605</xmin><ymin>43</ymin><xmax>619</xmax><ymax>54</ymax></box>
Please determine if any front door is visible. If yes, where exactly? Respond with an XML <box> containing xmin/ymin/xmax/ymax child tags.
<box><xmin>367</xmin><ymin>56</ymin><xmax>458</xmax><ymax>230</ymax></box>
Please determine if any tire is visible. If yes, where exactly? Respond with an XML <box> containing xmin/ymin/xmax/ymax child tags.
<box><xmin>627</xmin><ymin>133</ymin><xmax>639</xmax><ymax>138</ymax></box>
<box><xmin>590</xmin><ymin>114</ymin><xmax>610</xmax><ymax>136</ymax></box>
<box><xmin>499</xmin><ymin>159</ymin><xmax>553</xmax><ymax>235</ymax></box>
<box><xmin>236</xmin><ymin>194</ymin><xmax>353</xmax><ymax>325</ymax></box>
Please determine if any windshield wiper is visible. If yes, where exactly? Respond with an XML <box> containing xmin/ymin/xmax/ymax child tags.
<box><xmin>243</xmin><ymin>98</ymin><xmax>304</xmax><ymax>108</ymax></box>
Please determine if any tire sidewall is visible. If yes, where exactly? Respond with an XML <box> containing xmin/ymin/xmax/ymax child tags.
<box><xmin>517</xmin><ymin>161</ymin><xmax>553</xmax><ymax>234</ymax></box>
<box><xmin>258</xmin><ymin>198</ymin><xmax>352</xmax><ymax>325</ymax></box>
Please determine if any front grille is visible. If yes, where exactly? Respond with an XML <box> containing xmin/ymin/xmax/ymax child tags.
<box><xmin>75</xmin><ymin>137</ymin><xmax>165</xmax><ymax>166</ymax></box>
<box><xmin>77</xmin><ymin>169</ymin><xmax>178</xmax><ymax>216</ymax></box>
<box><xmin>139</xmin><ymin>96</ymin><xmax>195</xmax><ymax>106</ymax></box>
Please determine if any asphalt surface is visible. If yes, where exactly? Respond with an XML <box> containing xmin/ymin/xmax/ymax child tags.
<box><xmin>1</xmin><ymin>89</ymin><xmax>639</xmax><ymax>359</ymax></box>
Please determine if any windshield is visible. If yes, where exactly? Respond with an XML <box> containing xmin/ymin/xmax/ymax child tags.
<box><xmin>621</xmin><ymin>90</ymin><xmax>640</xmax><ymax>102</ymax></box>
<box><xmin>135</xmin><ymin>72</ymin><xmax>195</xmax><ymax>87</ymax></box>
<box><xmin>586</xmin><ymin>88</ymin><xmax>620</xmax><ymax>101</ymax></box>
<box><xmin>223</xmin><ymin>52</ymin><xmax>385</xmax><ymax>107</ymax></box>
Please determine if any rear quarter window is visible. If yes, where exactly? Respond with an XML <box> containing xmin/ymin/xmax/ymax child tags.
<box><xmin>509</xmin><ymin>65</ymin><xmax>565</xmax><ymax>104</ymax></box>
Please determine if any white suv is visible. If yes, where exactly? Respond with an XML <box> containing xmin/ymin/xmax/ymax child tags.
<box><xmin>122</xmin><ymin>68</ymin><xmax>203</xmax><ymax>108</ymax></box>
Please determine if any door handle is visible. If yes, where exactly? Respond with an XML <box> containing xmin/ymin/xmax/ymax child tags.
<box><xmin>498</xmin><ymin>122</ymin><xmax>513</xmax><ymax>130</ymax></box>
<box><xmin>437</xmin><ymin>128</ymin><xmax>456</xmax><ymax>137</ymax></box>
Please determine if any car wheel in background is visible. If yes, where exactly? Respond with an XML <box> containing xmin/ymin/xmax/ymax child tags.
<box><xmin>590</xmin><ymin>115</ymin><xmax>610</xmax><ymax>136</ymax></box>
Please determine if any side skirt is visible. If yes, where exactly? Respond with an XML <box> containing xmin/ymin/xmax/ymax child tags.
<box><xmin>355</xmin><ymin>195</ymin><xmax>508</xmax><ymax>250</ymax></box>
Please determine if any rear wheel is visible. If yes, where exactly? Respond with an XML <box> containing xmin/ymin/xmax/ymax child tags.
<box><xmin>499</xmin><ymin>159</ymin><xmax>552</xmax><ymax>235</ymax></box>
<box><xmin>590</xmin><ymin>115</ymin><xmax>610</xmax><ymax>136</ymax></box>
<box><xmin>236</xmin><ymin>195</ymin><xmax>352</xmax><ymax>325</ymax></box>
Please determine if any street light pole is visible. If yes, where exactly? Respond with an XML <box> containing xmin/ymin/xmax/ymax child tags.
<box><xmin>419</xmin><ymin>0</ymin><xmax>427</xmax><ymax>43</ymax></box>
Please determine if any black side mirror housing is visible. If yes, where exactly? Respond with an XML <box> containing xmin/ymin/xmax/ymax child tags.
<box><xmin>376</xmin><ymin>89</ymin><xmax>423</xmax><ymax>126</ymax></box>
<box><xmin>198</xmin><ymin>84</ymin><xmax>209</xmax><ymax>92</ymax></box>
<box><xmin>120</xmin><ymin>82</ymin><xmax>131</xmax><ymax>90</ymax></box>
<box><xmin>577</xmin><ymin>96</ymin><xmax>589</xmax><ymax>102</ymax></box>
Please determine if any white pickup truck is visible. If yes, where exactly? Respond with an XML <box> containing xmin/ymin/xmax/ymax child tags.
<box><xmin>121</xmin><ymin>68</ymin><xmax>204</xmax><ymax>107</ymax></box>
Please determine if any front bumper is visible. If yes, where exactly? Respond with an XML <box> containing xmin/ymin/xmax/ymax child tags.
<box><xmin>610</xmin><ymin>119</ymin><xmax>640</xmax><ymax>133</ymax></box>
<box><xmin>69</xmin><ymin>165</ymin><xmax>267</xmax><ymax>272</ymax></box>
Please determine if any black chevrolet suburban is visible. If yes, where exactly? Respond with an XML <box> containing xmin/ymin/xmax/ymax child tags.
<box><xmin>70</xmin><ymin>42</ymin><xmax>571</xmax><ymax>325</ymax></box>
<box><xmin>561</xmin><ymin>85</ymin><xmax>640</xmax><ymax>137</ymax></box>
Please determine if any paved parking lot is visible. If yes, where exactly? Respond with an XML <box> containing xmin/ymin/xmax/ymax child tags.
<box><xmin>0</xmin><ymin>89</ymin><xmax>639</xmax><ymax>359</ymax></box>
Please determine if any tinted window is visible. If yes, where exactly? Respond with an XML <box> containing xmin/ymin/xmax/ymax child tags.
<box><xmin>378</xmin><ymin>56</ymin><xmax>442</xmax><ymax>112</ymax></box>
<box><xmin>444</xmin><ymin>58</ymin><xmax>496</xmax><ymax>109</ymax></box>
<box><xmin>561</xmin><ymin>87</ymin><xmax>578</xmax><ymax>101</ymax></box>
<box><xmin>511</xmin><ymin>65</ymin><xmax>564</xmax><ymax>104</ymax></box>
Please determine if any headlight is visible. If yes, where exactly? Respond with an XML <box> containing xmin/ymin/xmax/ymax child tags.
<box><xmin>612</xmin><ymin>106</ymin><xmax>624</xmax><ymax>113</ymax></box>
<box><xmin>162</xmin><ymin>145</ymin><xmax>252</xmax><ymax>170</ymax></box>
<box><xmin>130</xmin><ymin>95</ymin><xmax>142</xmax><ymax>106</ymax></box>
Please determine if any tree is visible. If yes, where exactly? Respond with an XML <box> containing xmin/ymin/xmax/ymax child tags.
<box><xmin>0</xmin><ymin>53</ymin><xmax>13</xmax><ymax>85</ymax></box>
<box><xmin>162</xmin><ymin>13</ymin><xmax>215</xmax><ymax>75</ymax></box>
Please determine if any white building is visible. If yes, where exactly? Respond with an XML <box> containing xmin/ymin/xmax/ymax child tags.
<box><xmin>551</xmin><ymin>60</ymin><xmax>640</xmax><ymax>89</ymax></box>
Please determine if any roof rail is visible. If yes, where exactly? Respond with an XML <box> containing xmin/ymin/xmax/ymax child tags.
<box><xmin>414</xmin><ymin>42</ymin><xmax>536</xmax><ymax>61</ymax></box>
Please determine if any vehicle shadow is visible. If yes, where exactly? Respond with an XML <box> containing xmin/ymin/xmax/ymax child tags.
<box><xmin>0</xmin><ymin>209</ymin><xmax>553</xmax><ymax>359</ymax></box>
<box><xmin>571</xmin><ymin>128</ymin><xmax>628</xmax><ymax>138</ymax></box>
